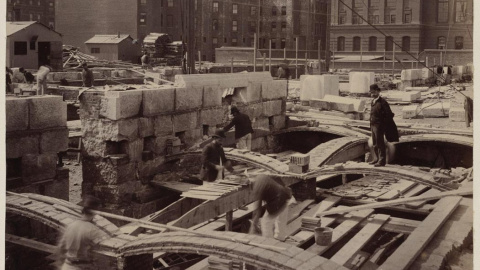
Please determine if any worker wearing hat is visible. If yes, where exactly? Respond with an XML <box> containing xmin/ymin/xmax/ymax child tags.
<box><xmin>81</xmin><ymin>62</ymin><xmax>94</xmax><ymax>87</ymax></box>
<box><xmin>369</xmin><ymin>84</ymin><xmax>397</xmax><ymax>167</ymax></box>
<box><xmin>223</xmin><ymin>106</ymin><xmax>254</xmax><ymax>151</ymax></box>
<box><xmin>200</xmin><ymin>129</ymin><xmax>233</xmax><ymax>181</ymax></box>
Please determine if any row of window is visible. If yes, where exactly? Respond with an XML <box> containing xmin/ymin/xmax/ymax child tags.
<box><xmin>8</xmin><ymin>0</ymin><xmax>53</xmax><ymax>6</ymax></box>
<box><xmin>339</xmin><ymin>11</ymin><xmax>410</xmax><ymax>24</ymax></box>
<box><xmin>206</xmin><ymin>37</ymin><xmax>288</xmax><ymax>49</ymax></box>
<box><xmin>212</xmin><ymin>20</ymin><xmax>288</xmax><ymax>32</ymax></box>
<box><xmin>212</xmin><ymin>2</ymin><xmax>287</xmax><ymax>16</ymax></box>
<box><xmin>336</xmin><ymin>35</ymin><xmax>465</xmax><ymax>51</ymax></box>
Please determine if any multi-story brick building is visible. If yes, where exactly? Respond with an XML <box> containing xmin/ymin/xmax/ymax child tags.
<box><xmin>6</xmin><ymin>0</ymin><xmax>56</xmax><ymax>29</ymax></box>
<box><xmin>329</xmin><ymin>0</ymin><xmax>473</xmax><ymax>70</ymax></box>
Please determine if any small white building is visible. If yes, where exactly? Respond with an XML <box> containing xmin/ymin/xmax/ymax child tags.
<box><xmin>85</xmin><ymin>34</ymin><xmax>141</xmax><ymax>63</ymax></box>
<box><xmin>6</xmin><ymin>21</ymin><xmax>63</xmax><ymax>70</ymax></box>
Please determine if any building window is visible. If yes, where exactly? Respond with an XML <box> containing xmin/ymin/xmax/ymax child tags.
<box><xmin>167</xmin><ymin>0</ymin><xmax>173</xmax><ymax>7</ymax></box>
<box><xmin>369</xmin><ymin>36</ymin><xmax>377</xmax><ymax>51</ymax></box>
<box><xmin>271</xmin><ymin>22</ymin><xmax>277</xmax><ymax>31</ymax></box>
<box><xmin>213</xmin><ymin>19</ymin><xmax>219</xmax><ymax>30</ymax></box>
<box><xmin>281</xmin><ymin>38</ymin><xmax>286</xmax><ymax>49</ymax></box>
<box><xmin>455</xmin><ymin>0</ymin><xmax>467</xmax><ymax>22</ymax></box>
<box><xmin>14</xmin><ymin>42</ymin><xmax>27</xmax><ymax>55</ymax></box>
<box><xmin>243</xmin><ymin>37</ymin><xmax>246</xmax><ymax>44</ymax></box>
<box><xmin>368</xmin><ymin>15</ymin><xmax>379</xmax><ymax>24</ymax></box>
<box><xmin>402</xmin><ymin>36</ymin><xmax>410</xmax><ymax>51</ymax></box>
<box><xmin>224</xmin><ymin>38</ymin><xmax>227</xmax><ymax>43</ymax></box>
<box><xmin>233</xmin><ymin>4</ymin><xmax>238</xmax><ymax>14</ymax></box>
<box><xmin>203</xmin><ymin>37</ymin><xmax>206</xmax><ymax>43</ymax></box>
<box><xmin>281</xmin><ymin>21</ymin><xmax>286</xmax><ymax>32</ymax></box>
<box><xmin>272</xmin><ymin>6</ymin><xmax>277</xmax><ymax>16</ymax></box>
<box><xmin>213</xmin><ymin>2</ymin><xmax>219</xmax><ymax>12</ymax></box>
<box><xmin>232</xmin><ymin>38</ymin><xmax>237</xmax><ymax>46</ymax></box>
<box><xmin>271</xmin><ymin>39</ymin><xmax>276</xmax><ymax>49</ymax></box>
<box><xmin>438</xmin><ymin>0</ymin><xmax>449</xmax><ymax>23</ymax></box>
<box><xmin>337</xmin><ymin>36</ymin><xmax>345</xmax><ymax>51</ymax></box>
<box><xmin>37</xmin><ymin>14</ymin><xmax>41</xmax><ymax>20</ymax></box>
<box><xmin>213</xmin><ymin>37</ymin><xmax>218</xmax><ymax>45</ymax></box>
<box><xmin>353</xmin><ymin>36</ymin><xmax>361</xmax><ymax>51</ymax></box>
<box><xmin>167</xmin><ymin>15</ymin><xmax>173</xmax><ymax>27</ymax></box>
<box><xmin>91</xmin><ymin>47</ymin><xmax>100</xmax><ymax>54</ymax></box>
<box><xmin>281</xmin><ymin>6</ymin><xmax>286</xmax><ymax>15</ymax></box>
<box><xmin>232</xmin><ymin>20</ymin><xmax>238</xmax><ymax>31</ymax></box>
<box><xmin>437</xmin><ymin>36</ymin><xmax>446</xmax><ymax>49</ymax></box>
<box><xmin>352</xmin><ymin>15</ymin><xmax>361</xmax><ymax>24</ymax></box>
<box><xmin>385</xmin><ymin>36</ymin><xmax>394</xmax><ymax>51</ymax></box>
<box><xmin>140</xmin><ymin>12</ymin><xmax>146</xmax><ymax>24</ymax></box>
<box><xmin>390</xmin><ymin>14</ymin><xmax>396</xmax><ymax>23</ymax></box>
<box><xmin>250</xmin><ymin>6</ymin><xmax>256</xmax><ymax>16</ymax></box>
<box><xmin>339</xmin><ymin>14</ymin><xmax>346</xmax><ymax>24</ymax></box>
<box><xmin>249</xmin><ymin>21</ymin><xmax>256</xmax><ymax>32</ymax></box>
<box><xmin>404</xmin><ymin>9</ymin><xmax>412</xmax><ymax>23</ymax></box>
<box><xmin>455</xmin><ymin>36</ymin><xmax>464</xmax><ymax>49</ymax></box>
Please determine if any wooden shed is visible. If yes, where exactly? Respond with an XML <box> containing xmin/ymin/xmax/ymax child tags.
<box><xmin>85</xmin><ymin>34</ymin><xmax>141</xmax><ymax>63</ymax></box>
<box><xmin>6</xmin><ymin>21</ymin><xmax>63</xmax><ymax>70</ymax></box>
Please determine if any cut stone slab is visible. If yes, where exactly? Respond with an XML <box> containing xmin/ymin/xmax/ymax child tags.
<box><xmin>262</xmin><ymin>79</ymin><xmax>288</xmax><ymax>100</ymax></box>
<box><xmin>310</xmin><ymin>95</ymin><xmax>364</xmax><ymax>112</ymax></box>
<box><xmin>153</xmin><ymin>115</ymin><xmax>174</xmax><ymax>136</ymax></box>
<box><xmin>175</xmin><ymin>72</ymin><xmax>272</xmax><ymax>89</ymax></box>
<box><xmin>203</xmin><ymin>86</ymin><xmax>223</xmax><ymax>107</ymax></box>
<box><xmin>175</xmin><ymin>86</ymin><xmax>203</xmax><ymax>111</ymax></box>
<box><xmin>6</xmin><ymin>97</ymin><xmax>29</xmax><ymax>132</ymax></box>
<box><xmin>29</xmin><ymin>96</ymin><xmax>67</xmax><ymax>129</ymax></box>
<box><xmin>401</xmin><ymin>69</ymin><xmax>422</xmax><ymax>81</ymax></box>
<box><xmin>6</xmin><ymin>134</ymin><xmax>39</xmax><ymax>158</ymax></box>
<box><xmin>40</xmin><ymin>128</ymin><xmax>69</xmax><ymax>154</ymax></box>
<box><xmin>22</xmin><ymin>153</ymin><xmax>57</xmax><ymax>183</ymax></box>
<box><xmin>422</xmin><ymin>68</ymin><xmax>434</xmax><ymax>79</ymax></box>
<box><xmin>299</xmin><ymin>75</ymin><xmax>339</xmax><ymax>101</ymax></box>
<box><xmin>200</xmin><ymin>108</ymin><xmax>227</xmax><ymax>126</ymax></box>
<box><xmin>100</xmin><ymin>90</ymin><xmax>143</xmax><ymax>120</ymax></box>
<box><xmin>449</xmin><ymin>107</ymin><xmax>466</xmax><ymax>122</ymax></box>
<box><xmin>173</xmin><ymin>112</ymin><xmax>198</xmax><ymax>132</ymax></box>
<box><xmin>422</xmin><ymin>102</ymin><xmax>450</xmax><ymax>118</ymax></box>
<box><xmin>386</xmin><ymin>91</ymin><xmax>421</xmax><ymax>102</ymax></box>
<box><xmin>349</xmin><ymin>72</ymin><xmax>375</xmax><ymax>94</ymax></box>
<box><xmin>403</xmin><ymin>105</ymin><xmax>419</xmax><ymax>119</ymax></box>
<box><xmin>405</xmin><ymin>86</ymin><xmax>429</xmax><ymax>92</ymax></box>
<box><xmin>101</xmin><ymin>118</ymin><xmax>139</xmax><ymax>141</ymax></box>
<box><xmin>142</xmin><ymin>87</ymin><xmax>175</xmax><ymax>116</ymax></box>
<box><xmin>263</xmin><ymin>100</ymin><xmax>284</xmax><ymax>116</ymax></box>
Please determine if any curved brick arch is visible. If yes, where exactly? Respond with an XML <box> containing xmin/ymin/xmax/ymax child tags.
<box><xmin>305</xmin><ymin>162</ymin><xmax>454</xmax><ymax>191</ymax></box>
<box><xmin>394</xmin><ymin>134</ymin><xmax>473</xmax><ymax>147</ymax></box>
<box><xmin>116</xmin><ymin>231</ymin><xmax>347</xmax><ymax>270</ymax></box>
<box><xmin>6</xmin><ymin>193</ymin><xmax>119</xmax><ymax>235</ymax></box>
<box><xmin>272</xmin><ymin>126</ymin><xmax>369</xmax><ymax>138</ymax></box>
<box><xmin>308</xmin><ymin>137</ymin><xmax>369</xmax><ymax>167</ymax></box>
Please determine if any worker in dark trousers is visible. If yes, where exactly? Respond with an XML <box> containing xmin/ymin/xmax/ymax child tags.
<box><xmin>200</xmin><ymin>129</ymin><xmax>233</xmax><ymax>182</ymax></box>
<box><xmin>369</xmin><ymin>84</ymin><xmax>397</xmax><ymax>167</ymax></box>
<box><xmin>223</xmin><ymin>106</ymin><xmax>254</xmax><ymax>151</ymax></box>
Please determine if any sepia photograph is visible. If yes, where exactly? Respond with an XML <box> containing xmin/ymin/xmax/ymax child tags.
<box><xmin>2</xmin><ymin>0</ymin><xmax>476</xmax><ymax>269</ymax></box>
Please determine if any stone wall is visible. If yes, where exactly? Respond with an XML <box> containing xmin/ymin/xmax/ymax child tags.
<box><xmin>6</xmin><ymin>96</ymin><xmax>69</xmax><ymax>200</ymax></box>
<box><xmin>79</xmin><ymin>72</ymin><xmax>287</xmax><ymax>217</ymax></box>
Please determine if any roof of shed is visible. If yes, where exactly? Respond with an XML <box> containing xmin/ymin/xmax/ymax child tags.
<box><xmin>85</xmin><ymin>34</ymin><xmax>132</xmax><ymax>44</ymax></box>
<box><xmin>6</xmin><ymin>21</ymin><xmax>62</xmax><ymax>37</ymax></box>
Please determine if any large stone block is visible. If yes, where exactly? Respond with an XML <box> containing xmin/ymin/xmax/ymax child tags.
<box><xmin>175</xmin><ymin>72</ymin><xmax>272</xmax><ymax>89</ymax></box>
<box><xmin>262</xmin><ymin>80</ymin><xmax>287</xmax><ymax>100</ymax></box>
<box><xmin>153</xmin><ymin>115</ymin><xmax>174</xmax><ymax>136</ymax></box>
<box><xmin>100</xmin><ymin>90</ymin><xmax>142</xmax><ymax>120</ymax></box>
<box><xmin>251</xmin><ymin>137</ymin><xmax>267</xmax><ymax>151</ymax></box>
<box><xmin>271</xmin><ymin>115</ymin><xmax>286</xmax><ymax>130</ymax></box>
<box><xmin>245</xmin><ymin>82</ymin><xmax>262</xmax><ymax>103</ymax></box>
<box><xmin>144</xmin><ymin>135</ymin><xmax>171</xmax><ymax>156</ymax></box>
<box><xmin>81</xmin><ymin>138</ymin><xmax>108</xmax><ymax>158</ymax></box>
<box><xmin>299</xmin><ymin>75</ymin><xmax>339</xmax><ymax>101</ymax></box>
<box><xmin>175</xmin><ymin>86</ymin><xmax>203</xmax><ymax>111</ymax></box>
<box><xmin>22</xmin><ymin>153</ymin><xmax>57</xmax><ymax>183</ymax></box>
<box><xmin>44</xmin><ymin>175</ymin><xmax>69</xmax><ymax>201</ymax></box>
<box><xmin>449</xmin><ymin>107</ymin><xmax>466</xmax><ymax>122</ymax></box>
<box><xmin>83</xmin><ymin>159</ymin><xmax>136</xmax><ymax>185</ymax></box>
<box><xmin>101</xmin><ymin>118</ymin><xmax>139</xmax><ymax>141</ymax></box>
<box><xmin>252</xmin><ymin>117</ymin><xmax>270</xmax><ymax>131</ymax></box>
<box><xmin>6</xmin><ymin>97</ymin><xmax>29</xmax><ymax>132</ymax></box>
<box><xmin>6</xmin><ymin>134</ymin><xmax>39</xmax><ymax>158</ymax></box>
<box><xmin>122</xmin><ymin>139</ymin><xmax>144</xmax><ymax>162</ymax></box>
<box><xmin>244</xmin><ymin>103</ymin><xmax>264</xmax><ymax>119</ymax></box>
<box><xmin>29</xmin><ymin>96</ymin><xmax>67</xmax><ymax>129</ymax></box>
<box><xmin>422</xmin><ymin>68</ymin><xmax>434</xmax><ymax>79</ymax></box>
<box><xmin>200</xmin><ymin>108</ymin><xmax>227</xmax><ymax>126</ymax></box>
<box><xmin>262</xmin><ymin>100</ymin><xmax>283</xmax><ymax>117</ymax></box>
<box><xmin>138</xmin><ymin>156</ymin><xmax>165</xmax><ymax>179</ymax></box>
<box><xmin>310</xmin><ymin>95</ymin><xmax>361</xmax><ymax>112</ymax></box>
<box><xmin>349</xmin><ymin>72</ymin><xmax>375</xmax><ymax>94</ymax></box>
<box><xmin>79</xmin><ymin>91</ymin><xmax>103</xmax><ymax>120</ymax></box>
<box><xmin>405</xmin><ymin>86</ymin><xmax>429</xmax><ymax>92</ymax></box>
<box><xmin>40</xmin><ymin>128</ymin><xmax>69</xmax><ymax>154</ymax></box>
<box><xmin>422</xmin><ymin>102</ymin><xmax>450</xmax><ymax>118</ymax></box>
<box><xmin>138</xmin><ymin>117</ymin><xmax>154</xmax><ymax>138</ymax></box>
<box><xmin>185</xmin><ymin>128</ymin><xmax>202</xmax><ymax>147</ymax></box>
<box><xmin>142</xmin><ymin>87</ymin><xmax>175</xmax><ymax>116</ymax></box>
<box><xmin>401</xmin><ymin>69</ymin><xmax>422</xmax><ymax>81</ymax></box>
<box><xmin>402</xmin><ymin>105</ymin><xmax>419</xmax><ymax>119</ymax></box>
<box><xmin>173</xmin><ymin>112</ymin><xmax>198</xmax><ymax>132</ymax></box>
<box><xmin>93</xmin><ymin>181</ymin><xmax>140</xmax><ymax>205</ymax></box>
<box><xmin>203</xmin><ymin>86</ymin><xmax>223</xmax><ymax>107</ymax></box>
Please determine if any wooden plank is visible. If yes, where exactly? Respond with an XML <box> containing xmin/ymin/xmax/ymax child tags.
<box><xmin>6</xmin><ymin>233</ymin><xmax>56</xmax><ymax>254</ymax></box>
<box><xmin>181</xmin><ymin>194</ymin><xmax>219</xmax><ymax>200</ymax></box>
<box><xmin>313</xmin><ymin>196</ymin><xmax>341</xmax><ymax>217</ymax></box>
<box><xmin>379</xmin><ymin>196</ymin><xmax>462</xmax><ymax>270</ymax></box>
<box><xmin>314</xmin><ymin>189</ymin><xmax>472</xmax><ymax>217</ymax></box>
<box><xmin>404</xmin><ymin>188</ymin><xmax>441</xmax><ymax>209</ymax></box>
<box><xmin>225</xmin><ymin>211</ymin><xmax>233</xmax><ymax>231</ymax></box>
<box><xmin>402</xmin><ymin>184</ymin><xmax>429</xmax><ymax>198</ymax></box>
<box><xmin>151</xmin><ymin>180</ymin><xmax>199</xmax><ymax>193</ymax></box>
<box><xmin>307</xmin><ymin>209</ymin><xmax>374</xmax><ymax>256</ymax></box>
<box><xmin>331</xmin><ymin>214</ymin><xmax>390</xmax><ymax>266</ymax></box>
<box><xmin>376</xmin><ymin>180</ymin><xmax>417</xmax><ymax>201</ymax></box>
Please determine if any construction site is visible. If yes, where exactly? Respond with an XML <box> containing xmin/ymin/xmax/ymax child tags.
<box><xmin>4</xmin><ymin>1</ymin><xmax>475</xmax><ymax>270</ymax></box>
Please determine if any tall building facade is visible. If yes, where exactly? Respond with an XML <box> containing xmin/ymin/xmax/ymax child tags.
<box><xmin>6</xmin><ymin>0</ymin><xmax>56</xmax><ymax>29</ymax></box>
<box><xmin>329</xmin><ymin>0</ymin><xmax>473</xmax><ymax>67</ymax></box>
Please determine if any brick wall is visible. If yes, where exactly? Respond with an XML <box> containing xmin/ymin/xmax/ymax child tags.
<box><xmin>79</xmin><ymin>72</ymin><xmax>287</xmax><ymax>217</ymax></box>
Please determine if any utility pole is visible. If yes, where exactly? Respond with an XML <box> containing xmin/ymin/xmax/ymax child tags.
<box><xmin>187</xmin><ymin>0</ymin><xmax>195</xmax><ymax>73</ymax></box>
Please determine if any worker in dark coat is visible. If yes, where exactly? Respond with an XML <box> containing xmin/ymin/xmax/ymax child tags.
<box><xmin>369</xmin><ymin>84</ymin><xmax>398</xmax><ymax>167</ymax></box>
<box><xmin>81</xmin><ymin>63</ymin><xmax>94</xmax><ymax>87</ymax></box>
<box><xmin>200</xmin><ymin>129</ymin><xmax>233</xmax><ymax>182</ymax></box>
<box><xmin>223</xmin><ymin>106</ymin><xmax>254</xmax><ymax>150</ymax></box>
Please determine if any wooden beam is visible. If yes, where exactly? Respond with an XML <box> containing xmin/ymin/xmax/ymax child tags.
<box><xmin>331</xmin><ymin>214</ymin><xmax>390</xmax><ymax>266</ymax></box>
<box><xmin>6</xmin><ymin>233</ymin><xmax>56</xmax><ymax>254</ymax></box>
<box><xmin>225</xmin><ymin>211</ymin><xmax>233</xmax><ymax>231</ymax></box>
<box><xmin>380</xmin><ymin>196</ymin><xmax>462</xmax><ymax>270</ymax></box>
<box><xmin>315</xmin><ymin>189</ymin><xmax>472</xmax><ymax>217</ymax></box>
<box><xmin>313</xmin><ymin>196</ymin><xmax>341</xmax><ymax>218</ymax></box>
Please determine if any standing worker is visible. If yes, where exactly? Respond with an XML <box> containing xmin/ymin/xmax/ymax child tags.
<box><xmin>141</xmin><ymin>51</ymin><xmax>150</xmax><ymax>70</ymax></box>
<box><xmin>36</xmin><ymin>65</ymin><xmax>51</xmax><ymax>95</ymax></box>
<box><xmin>21</xmin><ymin>68</ymin><xmax>35</xmax><ymax>84</ymax></box>
<box><xmin>368</xmin><ymin>84</ymin><xmax>398</xmax><ymax>167</ymax></box>
<box><xmin>56</xmin><ymin>196</ymin><xmax>108</xmax><ymax>270</ymax></box>
<box><xmin>250</xmin><ymin>175</ymin><xmax>293</xmax><ymax>241</ymax></box>
<box><xmin>12</xmin><ymin>67</ymin><xmax>27</xmax><ymax>83</ymax></box>
<box><xmin>223</xmin><ymin>106</ymin><xmax>254</xmax><ymax>151</ymax></box>
<box><xmin>200</xmin><ymin>129</ymin><xmax>233</xmax><ymax>182</ymax></box>
<box><xmin>82</xmin><ymin>63</ymin><xmax>94</xmax><ymax>87</ymax></box>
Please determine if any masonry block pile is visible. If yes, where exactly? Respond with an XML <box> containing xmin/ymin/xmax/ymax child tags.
<box><xmin>6</xmin><ymin>96</ymin><xmax>69</xmax><ymax>200</ymax></box>
<box><xmin>79</xmin><ymin>72</ymin><xmax>287</xmax><ymax>217</ymax></box>
<box><xmin>299</xmin><ymin>75</ymin><xmax>339</xmax><ymax>104</ymax></box>
<box><xmin>348</xmin><ymin>72</ymin><xmax>375</xmax><ymax>94</ymax></box>
<box><xmin>310</xmin><ymin>94</ymin><xmax>365</xmax><ymax>113</ymax></box>
<box><xmin>400</xmin><ymin>69</ymin><xmax>423</xmax><ymax>90</ymax></box>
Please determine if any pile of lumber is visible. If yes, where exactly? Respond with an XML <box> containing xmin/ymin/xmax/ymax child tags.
<box><xmin>62</xmin><ymin>45</ymin><xmax>141</xmax><ymax>70</ymax></box>
<box><xmin>181</xmin><ymin>180</ymin><xmax>248</xmax><ymax>200</ymax></box>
